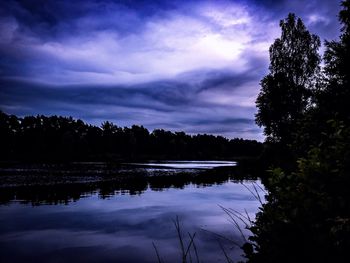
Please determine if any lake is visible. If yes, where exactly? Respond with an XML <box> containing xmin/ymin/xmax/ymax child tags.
<box><xmin>0</xmin><ymin>161</ymin><xmax>264</xmax><ymax>263</ymax></box>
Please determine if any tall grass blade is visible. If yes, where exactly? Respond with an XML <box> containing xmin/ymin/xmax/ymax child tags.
<box><xmin>218</xmin><ymin>241</ymin><xmax>234</xmax><ymax>263</ymax></box>
<box><xmin>152</xmin><ymin>241</ymin><xmax>163</xmax><ymax>263</ymax></box>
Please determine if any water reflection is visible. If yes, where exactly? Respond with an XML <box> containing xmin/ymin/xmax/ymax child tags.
<box><xmin>0</xmin><ymin>162</ymin><xmax>263</xmax><ymax>262</ymax></box>
<box><xmin>128</xmin><ymin>160</ymin><xmax>237</xmax><ymax>169</ymax></box>
<box><xmin>0</xmin><ymin>162</ymin><xmax>252</xmax><ymax>205</ymax></box>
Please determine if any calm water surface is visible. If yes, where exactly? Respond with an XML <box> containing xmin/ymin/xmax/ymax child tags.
<box><xmin>0</xmin><ymin>161</ymin><xmax>264</xmax><ymax>263</ymax></box>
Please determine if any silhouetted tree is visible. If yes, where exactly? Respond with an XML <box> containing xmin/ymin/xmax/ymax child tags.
<box><xmin>255</xmin><ymin>13</ymin><xmax>321</xmax><ymax>143</ymax></box>
<box><xmin>245</xmin><ymin>4</ymin><xmax>350</xmax><ymax>262</ymax></box>
<box><xmin>321</xmin><ymin>0</ymin><xmax>350</xmax><ymax>121</ymax></box>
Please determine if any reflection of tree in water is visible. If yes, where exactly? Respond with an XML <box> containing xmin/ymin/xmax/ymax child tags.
<box><xmin>0</xmin><ymin>165</ymin><xmax>257</xmax><ymax>205</ymax></box>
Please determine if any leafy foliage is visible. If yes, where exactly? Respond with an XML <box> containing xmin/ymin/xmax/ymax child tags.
<box><xmin>245</xmin><ymin>120</ymin><xmax>350</xmax><ymax>262</ymax></box>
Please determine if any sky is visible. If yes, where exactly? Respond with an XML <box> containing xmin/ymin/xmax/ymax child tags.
<box><xmin>0</xmin><ymin>0</ymin><xmax>342</xmax><ymax>140</ymax></box>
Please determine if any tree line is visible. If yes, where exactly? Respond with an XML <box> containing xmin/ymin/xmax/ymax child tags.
<box><xmin>243</xmin><ymin>1</ymin><xmax>350</xmax><ymax>262</ymax></box>
<box><xmin>0</xmin><ymin>111</ymin><xmax>262</xmax><ymax>162</ymax></box>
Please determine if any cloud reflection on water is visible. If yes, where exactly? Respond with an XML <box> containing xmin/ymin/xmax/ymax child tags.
<box><xmin>0</xmin><ymin>180</ymin><xmax>264</xmax><ymax>262</ymax></box>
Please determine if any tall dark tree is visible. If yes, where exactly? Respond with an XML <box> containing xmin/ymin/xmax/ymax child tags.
<box><xmin>244</xmin><ymin>4</ymin><xmax>350</xmax><ymax>262</ymax></box>
<box><xmin>255</xmin><ymin>13</ymin><xmax>321</xmax><ymax>143</ymax></box>
<box><xmin>294</xmin><ymin>0</ymin><xmax>350</xmax><ymax>152</ymax></box>
<box><xmin>321</xmin><ymin>0</ymin><xmax>350</xmax><ymax>121</ymax></box>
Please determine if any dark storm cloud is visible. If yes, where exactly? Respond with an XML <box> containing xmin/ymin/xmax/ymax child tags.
<box><xmin>0</xmin><ymin>0</ymin><xmax>195</xmax><ymax>44</ymax></box>
<box><xmin>0</xmin><ymin>0</ymin><xmax>342</xmax><ymax>140</ymax></box>
<box><xmin>0</xmin><ymin>79</ymin><xmax>192</xmax><ymax>112</ymax></box>
<box><xmin>248</xmin><ymin>0</ymin><xmax>341</xmax><ymax>40</ymax></box>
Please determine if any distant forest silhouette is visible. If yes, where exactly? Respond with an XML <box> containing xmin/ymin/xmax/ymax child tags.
<box><xmin>0</xmin><ymin>111</ymin><xmax>262</xmax><ymax>162</ymax></box>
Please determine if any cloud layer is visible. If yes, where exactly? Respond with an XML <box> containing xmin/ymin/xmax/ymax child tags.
<box><xmin>0</xmin><ymin>0</ymin><xmax>341</xmax><ymax>140</ymax></box>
